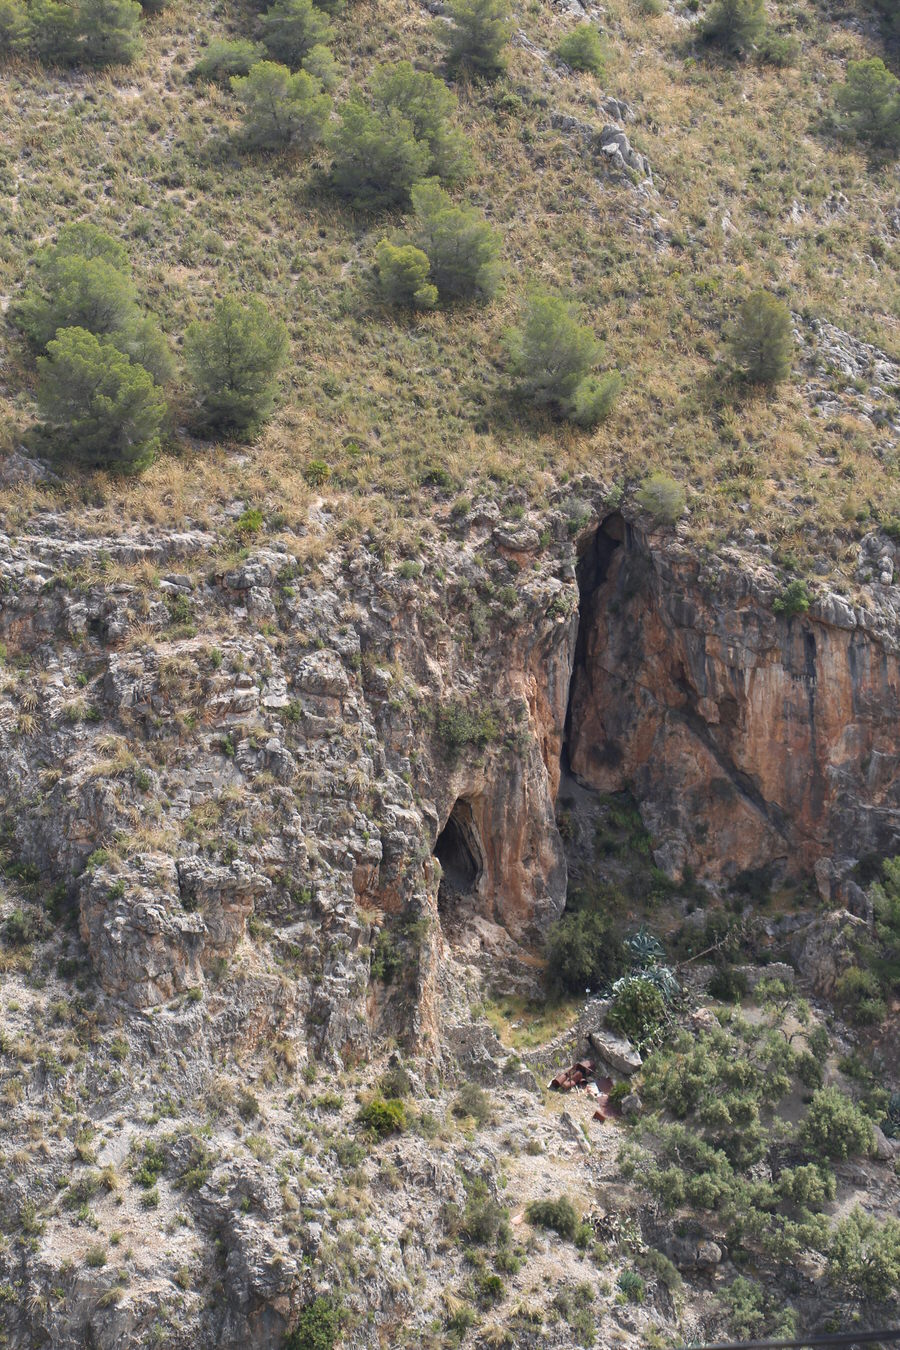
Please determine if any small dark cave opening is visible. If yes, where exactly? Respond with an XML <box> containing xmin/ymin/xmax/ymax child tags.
<box><xmin>435</xmin><ymin>799</ymin><xmax>483</xmax><ymax>923</ymax></box>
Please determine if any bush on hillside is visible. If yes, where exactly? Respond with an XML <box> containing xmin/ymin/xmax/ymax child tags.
<box><xmin>440</xmin><ymin>0</ymin><xmax>513</xmax><ymax>79</ymax></box>
<box><xmin>19</xmin><ymin>0</ymin><xmax>142</xmax><ymax>65</ymax></box>
<box><xmin>183</xmin><ymin>296</ymin><xmax>289</xmax><ymax>438</ymax></box>
<box><xmin>16</xmin><ymin>252</ymin><xmax>139</xmax><ymax>351</ymax></box>
<box><xmin>374</xmin><ymin>240</ymin><xmax>437</xmax><ymax>309</ymax></box>
<box><xmin>505</xmin><ymin>291</ymin><xmax>619</xmax><ymax>426</ymax></box>
<box><xmin>78</xmin><ymin>0</ymin><xmax>142</xmax><ymax>63</ymax></box>
<box><xmin>728</xmin><ymin>289</ymin><xmax>793</xmax><ymax>385</ymax></box>
<box><xmin>606</xmin><ymin>976</ymin><xmax>666</xmax><ymax>1045</ymax></box>
<box><xmin>555</xmin><ymin>22</ymin><xmax>606</xmax><ymax>76</ymax></box>
<box><xmin>635</xmin><ymin>473</ymin><xmax>685</xmax><ymax>523</ymax></box>
<box><xmin>371</xmin><ymin>61</ymin><xmax>471</xmax><ymax>184</ymax></box>
<box><xmin>800</xmin><ymin>1086</ymin><xmax>875</xmax><ymax>1161</ymax></box>
<box><xmin>834</xmin><ymin>966</ymin><xmax>887</xmax><ymax>1026</ymax></box>
<box><xmin>36</xmin><ymin>327</ymin><xmax>166</xmax><ymax>474</ymax></box>
<box><xmin>301</xmin><ymin>41</ymin><xmax>337</xmax><ymax>89</ymax></box>
<box><xmin>260</xmin><ymin>0</ymin><xmax>332</xmax><ymax>68</ymax></box>
<box><xmin>232</xmin><ymin>61</ymin><xmax>330</xmax><ymax>152</ymax></box>
<box><xmin>526</xmin><ymin>1196</ymin><xmax>580</xmax><ymax>1239</ymax></box>
<box><xmin>330</xmin><ymin>100</ymin><xmax>432</xmax><ymax>209</ymax></box>
<box><xmin>834</xmin><ymin>58</ymin><xmax>900</xmax><ymax>152</ymax></box>
<box><xmin>545</xmin><ymin>903</ymin><xmax>625</xmax><ymax>994</ymax></box>
<box><xmin>191</xmin><ymin>37</ymin><xmax>264</xmax><ymax>83</ymax></box>
<box><xmin>566</xmin><ymin>371</ymin><xmax>622</xmax><ymax>427</ymax></box>
<box><xmin>772</xmin><ymin>578</ymin><xmax>810</xmax><ymax>618</ymax></box>
<box><xmin>13</xmin><ymin>224</ymin><xmax>173</xmax><ymax>384</ymax></box>
<box><xmin>0</xmin><ymin>0</ymin><xmax>28</xmax><ymax>53</ymax></box>
<box><xmin>357</xmin><ymin>1096</ymin><xmax>407</xmax><ymax>1138</ymax></box>
<box><xmin>408</xmin><ymin>179</ymin><xmax>502</xmax><ymax>302</ymax></box>
<box><xmin>827</xmin><ymin>1208</ymin><xmax>900</xmax><ymax>1303</ymax></box>
<box><xmin>331</xmin><ymin>62</ymin><xmax>471</xmax><ymax>209</ymax></box>
<box><xmin>701</xmin><ymin>0</ymin><xmax>765</xmax><ymax>54</ymax></box>
<box><xmin>284</xmin><ymin>1295</ymin><xmax>343</xmax><ymax>1350</ymax></box>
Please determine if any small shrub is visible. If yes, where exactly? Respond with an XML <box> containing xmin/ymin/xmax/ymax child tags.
<box><xmin>565</xmin><ymin>371</ymin><xmax>622</xmax><ymax>428</ymax></box>
<box><xmin>330</xmin><ymin>62</ymin><xmax>471</xmax><ymax>209</ymax></box>
<box><xmin>85</xmin><ymin>1244</ymin><xmax>107</xmax><ymax>1268</ymax></box>
<box><xmin>546</xmin><ymin>904</ymin><xmax>624</xmax><ymax>995</ymax></box>
<box><xmin>800</xmin><ymin>1086</ymin><xmax>875</xmax><ymax>1160</ymax></box>
<box><xmin>835</xmin><ymin>966</ymin><xmax>887</xmax><ymax>1026</ymax></box>
<box><xmin>707</xmin><ymin>965</ymin><xmax>749</xmax><ymax>1002</ymax></box>
<box><xmin>827</xmin><ymin>1208</ymin><xmax>900</xmax><ymax>1303</ymax></box>
<box><xmin>441</xmin><ymin>0</ymin><xmax>513</xmax><ymax>78</ymax></box>
<box><xmin>191</xmin><ymin>37</ymin><xmax>264</xmax><ymax>83</ymax></box>
<box><xmin>0</xmin><ymin>0</ymin><xmax>29</xmax><ymax>55</ymax></box>
<box><xmin>302</xmin><ymin>42</ymin><xmax>337</xmax><ymax>89</ymax></box>
<box><xmin>772</xmin><ymin>579</ymin><xmax>810</xmax><ymax>618</ymax></box>
<box><xmin>728</xmin><ymin>290</ymin><xmax>793</xmax><ymax>386</ymax></box>
<box><xmin>358</xmin><ymin>1096</ymin><xmax>407</xmax><ymax>1138</ymax></box>
<box><xmin>461</xmin><ymin>1183</ymin><xmax>506</xmax><ymax>1244</ymax></box>
<box><xmin>555</xmin><ymin>23</ymin><xmax>605</xmax><ymax>76</ymax></box>
<box><xmin>505</xmin><ymin>291</ymin><xmax>616</xmax><ymax>426</ymax></box>
<box><xmin>184</xmin><ymin>295</ymin><xmax>289</xmax><ymax>438</ymax></box>
<box><xmin>717</xmin><ymin>1276</ymin><xmax>798</xmax><ymax>1341</ymax></box>
<box><xmin>435</xmin><ymin>701</ymin><xmax>499</xmax><ymax>752</ymax></box>
<box><xmin>635</xmin><ymin>473</ymin><xmax>685</xmax><ymax>523</ymax></box>
<box><xmin>606</xmin><ymin>977</ymin><xmax>666</xmax><ymax>1045</ymax></box>
<box><xmin>22</xmin><ymin>0</ymin><xmax>142</xmax><ymax>66</ymax></box>
<box><xmin>617</xmin><ymin>1269</ymin><xmax>645</xmax><ymax>1304</ymax></box>
<box><xmin>374</xmin><ymin>240</ymin><xmax>437</xmax><ymax>310</ymax></box>
<box><xmin>525</xmin><ymin>1195</ymin><xmax>579</xmax><ymax>1240</ymax></box>
<box><xmin>452</xmin><ymin>1081</ymin><xmax>492</xmax><ymax>1127</ymax></box>
<box><xmin>285</xmin><ymin>1295</ymin><xmax>343</xmax><ymax>1350</ymax></box>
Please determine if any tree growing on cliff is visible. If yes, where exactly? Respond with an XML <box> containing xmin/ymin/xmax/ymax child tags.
<box><xmin>183</xmin><ymin>295</ymin><xmax>289</xmax><ymax>438</ymax></box>
<box><xmin>728</xmin><ymin>290</ymin><xmax>793</xmax><ymax>385</ymax></box>
<box><xmin>440</xmin><ymin>0</ymin><xmax>513</xmax><ymax>79</ymax></box>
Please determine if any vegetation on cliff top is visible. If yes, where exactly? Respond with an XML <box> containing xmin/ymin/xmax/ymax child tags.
<box><xmin>0</xmin><ymin>0</ymin><xmax>896</xmax><ymax>573</ymax></box>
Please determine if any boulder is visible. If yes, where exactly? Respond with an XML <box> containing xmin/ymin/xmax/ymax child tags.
<box><xmin>588</xmin><ymin>1028</ymin><xmax>641</xmax><ymax>1075</ymax></box>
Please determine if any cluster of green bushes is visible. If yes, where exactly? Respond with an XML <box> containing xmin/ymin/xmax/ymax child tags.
<box><xmin>11</xmin><ymin>225</ymin><xmax>288</xmax><ymax>471</ymax></box>
<box><xmin>621</xmin><ymin>1007</ymin><xmax>899</xmax><ymax>1309</ymax></box>
<box><xmin>832</xmin><ymin>855</ymin><xmax>900</xmax><ymax>1026</ymax></box>
<box><xmin>0</xmin><ymin>0</ymin><xmax>157</xmax><ymax>67</ymax></box>
<box><xmin>374</xmin><ymin>180</ymin><xmax>501</xmax><ymax>310</ymax></box>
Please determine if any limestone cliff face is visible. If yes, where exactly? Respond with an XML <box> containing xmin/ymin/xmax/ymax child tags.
<box><xmin>567</xmin><ymin>513</ymin><xmax>900</xmax><ymax>882</ymax></box>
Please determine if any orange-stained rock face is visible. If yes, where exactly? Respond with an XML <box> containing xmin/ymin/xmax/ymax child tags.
<box><xmin>568</xmin><ymin>520</ymin><xmax>900</xmax><ymax>881</ymax></box>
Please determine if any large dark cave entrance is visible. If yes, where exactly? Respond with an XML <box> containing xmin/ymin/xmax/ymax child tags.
<box><xmin>435</xmin><ymin>799</ymin><xmax>484</xmax><ymax>924</ymax></box>
<box><xmin>561</xmin><ymin>512</ymin><xmax>624</xmax><ymax>775</ymax></box>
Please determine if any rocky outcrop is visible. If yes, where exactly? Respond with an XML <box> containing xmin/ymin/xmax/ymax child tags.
<box><xmin>567</xmin><ymin>514</ymin><xmax>900</xmax><ymax>881</ymax></box>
